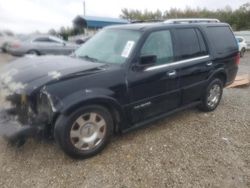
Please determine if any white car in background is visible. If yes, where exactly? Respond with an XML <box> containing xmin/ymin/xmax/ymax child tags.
<box><xmin>236</xmin><ymin>36</ymin><xmax>247</xmax><ymax>57</ymax></box>
<box><xmin>0</xmin><ymin>31</ymin><xmax>16</xmax><ymax>52</ymax></box>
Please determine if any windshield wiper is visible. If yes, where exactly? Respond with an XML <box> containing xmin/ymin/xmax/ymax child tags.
<box><xmin>80</xmin><ymin>55</ymin><xmax>99</xmax><ymax>63</ymax></box>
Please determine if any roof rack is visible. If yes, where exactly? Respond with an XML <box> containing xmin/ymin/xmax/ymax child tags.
<box><xmin>131</xmin><ymin>19</ymin><xmax>164</xmax><ymax>24</ymax></box>
<box><xmin>164</xmin><ymin>18</ymin><xmax>220</xmax><ymax>24</ymax></box>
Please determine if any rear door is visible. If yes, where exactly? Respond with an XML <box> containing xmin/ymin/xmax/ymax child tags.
<box><xmin>172</xmin><ymin>27</ymin><xmax>212</xmax><ymax>105</ymax></box>
<box><xmin>126</xmin><ymin>29</ymin><xmax>181</xmax><ymax>124</ymax></box>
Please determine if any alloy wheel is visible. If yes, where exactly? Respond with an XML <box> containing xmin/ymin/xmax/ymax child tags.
<box><xmin>70</xmin><ymin>112</ymin><xmax>107</xmax><ymax>151</ymax></box>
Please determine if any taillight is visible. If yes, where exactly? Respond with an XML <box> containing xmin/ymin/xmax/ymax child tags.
<box><xmin>235</xmin><ymin>53</ymin><xmax>240</xmax><ymax>65</ymax></box>
<box><xmin>12</xmin><ymin>43</ymin><xmax>20</xmax><ymax>48</ymax></box>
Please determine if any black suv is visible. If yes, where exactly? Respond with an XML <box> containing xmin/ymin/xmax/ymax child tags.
<box><xmin>0</xmin><ymin>20</ymin><xmax>239</xmax><ymax>158</ymax></box>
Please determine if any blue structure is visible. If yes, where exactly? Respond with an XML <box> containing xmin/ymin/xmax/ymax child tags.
<box><xmin>73</xmin><ymin>15</ymin><xmax>129</xmax><ymax>29</ymax></box>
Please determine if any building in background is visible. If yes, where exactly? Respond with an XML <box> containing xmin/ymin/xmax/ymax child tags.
<box><xmin>73</xmin><ymin>15</ymin><xmax>129</xmax><ymax>35</ymax></box>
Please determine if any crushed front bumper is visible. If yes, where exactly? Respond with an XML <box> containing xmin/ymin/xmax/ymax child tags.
<box><xmin>0</xmin><ymin>108</ymin><xmax>43</xmax><ymax>146</ymax></box>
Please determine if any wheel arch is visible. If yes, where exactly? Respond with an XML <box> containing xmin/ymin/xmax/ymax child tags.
<box><xmin>61</xmin><ymin>97</ymin><xmax>125</xmax><ymax>134</ymax></box>
<box><xmin>26</xmin><ymin>49</ymin><xmax>40</xmax><ymax>55</ymax></box>
<box><xmin>208</xmin><ymin>69</ymin><xmax>227</xmax><ymax>86</ymax></box>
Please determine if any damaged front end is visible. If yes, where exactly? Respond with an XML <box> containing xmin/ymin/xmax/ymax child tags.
<box><xmin>0</xmin><ymin>78</ymin><xmax>57</xmax><ymax>146</ymax></box>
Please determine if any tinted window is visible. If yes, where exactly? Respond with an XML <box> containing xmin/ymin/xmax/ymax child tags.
<box><xmin>236</xmin><ymin>38</ymin><xmax>243</xmax><ymax>43</ymax></box>
<box><xmin>34</xmin><ymin>37</ymin><xmax>58</xmax><ymax>43</ymax></box>
<box><xmin>141</xmin><ymin>30</ymin><xmax>173</xmax><ymax>64</ymax></box>
<box><xmin>206</xmin><ymin>26</ymin><xmax>238</xmax><ymax>55</ymax></box>
<box><xmin>174</xmin><ymin>28</ymin><xmax>206</xmax><ymax>60</ymax></box>
<box><xmin>196</xmin><ymin>29</ymin><xmax>208</xmax><ymax>55</ymax></box>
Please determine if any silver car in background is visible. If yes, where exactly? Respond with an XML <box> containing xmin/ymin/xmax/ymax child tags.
<box><xmin>7</xmin><ymin>35</ymin><xmax>79</xmax><ymax>56</ymax></box>
<box><xmin>0</xmin><ymin>31</ymin><xmax>17</xmax><ymax>52</ymax></box>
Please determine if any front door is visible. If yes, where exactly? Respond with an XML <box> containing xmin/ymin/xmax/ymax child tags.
<box><xmin>126</xmin><ymin>30</ymin><xmax>181</xmax><ymax>124</ymax></box>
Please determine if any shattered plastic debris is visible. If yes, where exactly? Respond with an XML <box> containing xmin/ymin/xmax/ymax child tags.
<box><xmin>0</xmin><ymin>69</ymin><xmax>19</xmax><ymax>84</ymax></box>
<box><xmin>48</xmin><ymin>71</ymin><xmax>62</xmax><ymax>79</ymax></box>
<box><xmin>0</xmin><ymin>109</ymin><xmax>20</xmax><ymax>136</ymax></box>
<box><xmin>41</xmin><ymin>87</ymin><xmax>57</xmax><ymax>112</ymax></box>
<box><xmin>0</xmin><ymin>68</ymin><xmax>26</xmax><ymax>94</ymax></box>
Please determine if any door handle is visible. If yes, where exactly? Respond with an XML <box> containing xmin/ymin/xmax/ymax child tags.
<box><xmin>206</xmin><ymin>61</ymin><xmax>213</xmax><ymax>66</ymax></box>
<box><xmin>167</xmin><ymin>70</ymin><xmax>177</xmax><ymax>78</ymax></box>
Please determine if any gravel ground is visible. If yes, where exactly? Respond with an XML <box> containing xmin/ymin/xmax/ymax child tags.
<box><xmin>0</xmin><ymin>52</ymin><xmax>249</xmax><ymax>188</ymax></box>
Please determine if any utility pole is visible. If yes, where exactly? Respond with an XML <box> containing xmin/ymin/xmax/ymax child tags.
<box><xmin>83</xmin><ymin>1</ymin><xmax>86</xmax><ymax>16</ymax></box>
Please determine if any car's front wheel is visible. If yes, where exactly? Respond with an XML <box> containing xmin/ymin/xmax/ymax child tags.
<box><xmin>54</xmin><ymin>105</ymin><xmax>114</xmax><ymax>159</ymax></box>
<box><xmin>198</xmin><ymin>78</ymin><xmax>223</xmax><ymax>112</ymax></box>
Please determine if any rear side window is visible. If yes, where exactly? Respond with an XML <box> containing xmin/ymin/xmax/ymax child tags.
<box><xmin>34</xmin><ymin>37</ymin><xmax>58</xmax><ymax>43</ymax></box>
<box><xmin>174</xmin><ymin>28</ymin><xmax>207</xmax><ymax>60</ymax></box>
<box><xmin>206</xmin><ymin>26</ymin><xmax>238</xmax><ymax>55</ymax></box>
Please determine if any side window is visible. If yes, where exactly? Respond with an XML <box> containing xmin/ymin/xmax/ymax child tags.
<box><xmin>141</xmin><ymin>30</ymin><xmax>174</xmax><ymax>64</ymax></box>
<box><xmin>34</xmin><ymin>37</ymin><xmax>58</xmax><ymax>43</ymax></box>
<box><xmin>237</xmin><ymin>38</ymin><xmax>243</xmax><ymax>43</ymax></box>
<box><xmin>48</xmin><ymin>39</ymin><xmax>60</xmax><ymax>43</ymax></box>
<box><xmin>206</xmin><ymin>26</ymin><xmax>238</xmax><ymax>55</ymax></box>
<box><xmin>174</xmin><ymin>28</ymin><xmax>206</xmax><ymax>60</ymax></box>
<box><xmin>34</xmin><ymin>37</ymin><xmax>50</xmax><ymax>42</ymax></box>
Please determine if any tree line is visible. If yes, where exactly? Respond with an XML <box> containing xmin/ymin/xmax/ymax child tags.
<box><xmin>120</xmin><ymin>3</ymin><xmax>250</xmax><ymax>31</ymax></box>
<box><xmin>48</xmin><ymin>3</ymin><xmax>250</xmax><ymax>39</ymax></box>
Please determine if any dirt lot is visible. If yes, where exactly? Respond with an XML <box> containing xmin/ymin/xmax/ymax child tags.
<box><xmin>0</xmin><ymin>53</ymin><xmax>249</xmax><ymax>188</ymax></box>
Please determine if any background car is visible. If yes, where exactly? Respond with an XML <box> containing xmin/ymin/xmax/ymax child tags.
<box><xmin>75</xmin><ymin>36</ymin><xmax>91</xmax><ymax>45</ymax></box>
<box><xmin>236</xmin><ymin>36</ymin><xmax>247</xmax><ymax>57</ymax></box>
<box><xmin>7</xmin><ymin>35</ymin><xmax>79</xmax><ymax>56</ymax></box>
<box><xmin>0</xmin><ymin>31</ymin><xmax>17</xmax><ymax>52</ymax></box>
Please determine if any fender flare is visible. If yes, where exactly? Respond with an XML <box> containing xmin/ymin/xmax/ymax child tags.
<box><xmin>207</xmin><ymin>68</ymin><xmax>227</xmax><ymax>85</ymax></box>
<box><xmin>55</xmin><ymin>88</ymin><xmax>126</xmax><ymax>129</ymax></box>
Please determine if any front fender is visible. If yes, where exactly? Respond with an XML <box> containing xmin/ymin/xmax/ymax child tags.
<box><xmin>53</xmin><ymin>88</ymin><xmax>124</xmax><ymax>117</ymax></box>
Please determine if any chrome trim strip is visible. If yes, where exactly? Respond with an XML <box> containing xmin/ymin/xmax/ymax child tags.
<box><xmin>145</xmin><ymin>55</ymin><xmax>210</xmax><ymax>71</ymax></box>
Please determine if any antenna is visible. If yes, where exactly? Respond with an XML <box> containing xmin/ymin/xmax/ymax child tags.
<box><xmin>83</xmin><ymin>1</ymin><xmax>86</xmax><ymax>16</ymax></box>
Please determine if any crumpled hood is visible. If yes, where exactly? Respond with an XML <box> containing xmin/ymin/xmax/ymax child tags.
<box><xmin>0</xmin><ymin>55</ymin><xmax>104</xmax><ymax>94</ymax></box>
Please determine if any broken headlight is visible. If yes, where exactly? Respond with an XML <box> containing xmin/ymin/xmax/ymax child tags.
<box><xmin>37</xmin><ymin>93</ymin><xmax>54</xmax><ymax>124</ymax></box>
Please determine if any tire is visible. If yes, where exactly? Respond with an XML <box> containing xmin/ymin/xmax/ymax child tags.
<box><xmin>27</xmin><ymin>50</ymin><xmax>39</xmax><ymax>55</ymax></box>
<box><xmin>198</xmin><ymin>78</ymin><xmax>223</xmax><ymax>112</ymax></box>
<box><xmin>1</xmin><ymin>43</ymin><xmax>8</xmax><ymax>53</ymax></box>
<box><xmin>240</xmin><ymin>48</ymin><xmax>245</xmax><ymax>58</ymax></box>
<box><xmin>54</xmin><ymin>105</ymin><xmax>114</xmax><ymax>159</ymax></box>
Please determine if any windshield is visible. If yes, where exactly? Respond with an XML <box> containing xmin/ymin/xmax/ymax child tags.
<box><xmin>75</xmin><ymin>29</ymin><xmax>141</xmax><ymax>64</ymax></box>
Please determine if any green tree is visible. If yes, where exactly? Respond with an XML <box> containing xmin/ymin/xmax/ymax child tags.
<box><xmin>120</xmin><ymin>3</ymin><xmax>250</xmax><ymax>30</ymax></box>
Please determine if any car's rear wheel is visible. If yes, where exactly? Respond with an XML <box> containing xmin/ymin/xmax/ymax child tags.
<box><xmin>27</xmin><ymin>50</ymin><xmax>39</xmax><ymax>56</ymax></box>
<box><xmin>240</xmin><ymin>48</ymin><xmax>246</xmax><ymax>57</ymax></box>
<box><xmin>54</xmin><ymin>105</ymin><xmax>113</xmax><ymax>159</ymax></box>
<box><xmin>198</xmin><ymin>78</ymin><xmax>223</xmax><ymax>112</ymax></box>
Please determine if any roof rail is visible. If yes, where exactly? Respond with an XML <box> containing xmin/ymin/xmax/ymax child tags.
<box><xmin>164</xmin><ymin>18</ymin><xmax>220</xmax><ymax>24</ymax></box>
<box><xmin>131</xmin><ymin>19</ymin><xmax>164</xmax><ymax>24</ymax></box>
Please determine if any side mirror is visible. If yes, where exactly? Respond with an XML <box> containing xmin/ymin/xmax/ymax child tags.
<box><xmin>139</xmin><ymin>55</ymin><xmax>157</xmax><ymax>67</ymax></box>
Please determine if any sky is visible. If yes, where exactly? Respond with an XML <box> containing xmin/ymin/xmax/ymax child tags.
<box><xmin>0</xmin><ymin>0</ymin><xmax>249</xmax><ymax>34</ymax></box>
